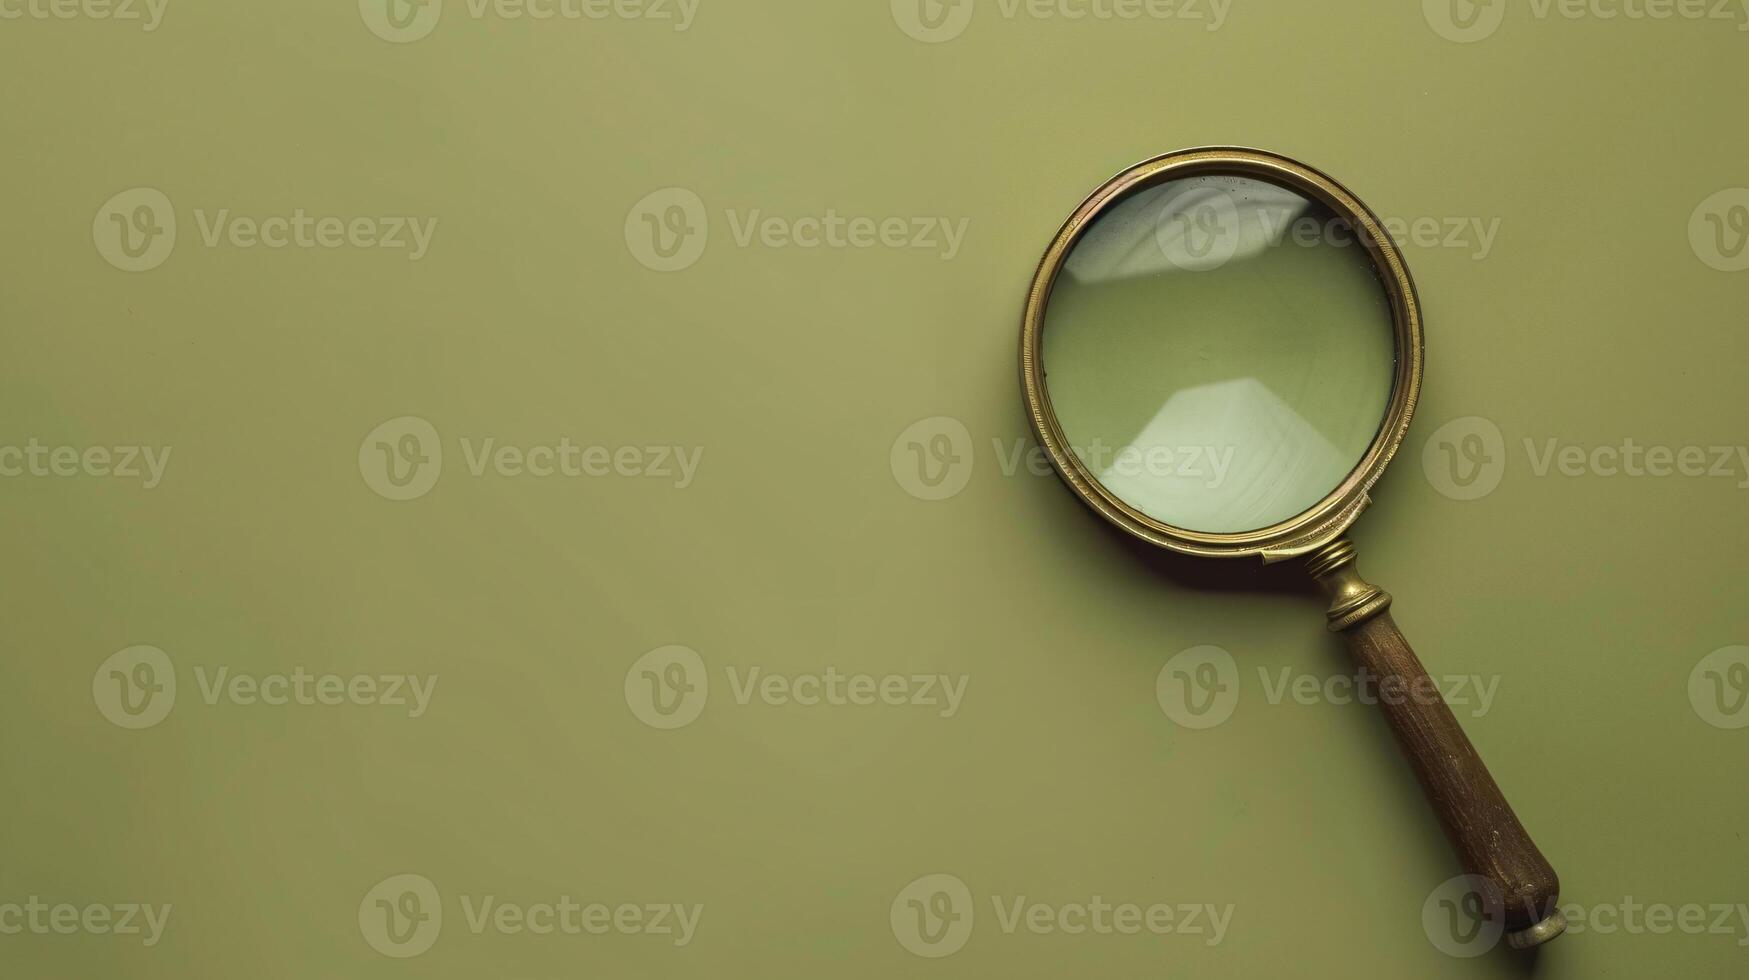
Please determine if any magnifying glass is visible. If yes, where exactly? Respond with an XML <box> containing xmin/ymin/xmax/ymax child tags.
<box><xmin>1020</xmin><ymin>147</ymin><xmax>1563</xmax><ymax>949</ymax></box>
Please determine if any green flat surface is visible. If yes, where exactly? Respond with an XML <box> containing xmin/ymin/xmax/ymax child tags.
<box><xmin>2</xmin><ymin>2</ymin><xmax>1747</xmax><ymax>977</ymax></box>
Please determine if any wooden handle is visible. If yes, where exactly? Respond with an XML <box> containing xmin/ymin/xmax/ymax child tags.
<box><xmin>1306</xmin><ymin>540</ymin><xmax>1564</xmax><ymax>949</ymax></box>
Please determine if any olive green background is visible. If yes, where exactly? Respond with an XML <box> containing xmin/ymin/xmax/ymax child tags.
<box><xmin>2</xmin><ymin>1</ymin><xmax>1746</xmax><ymax>977</ymax></box>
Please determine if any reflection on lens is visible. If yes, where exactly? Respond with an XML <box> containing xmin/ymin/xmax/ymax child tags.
<box><xmin>1041</xmin><ymin>174</ymin><xmax>1396</xmax><ymax>534</ymax></box>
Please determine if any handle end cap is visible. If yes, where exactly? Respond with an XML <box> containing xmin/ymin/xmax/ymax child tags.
<box><xmin>1506</xmin><ymin>909</ymin><xmax>1567</xmax><ymax>950</ymax></box>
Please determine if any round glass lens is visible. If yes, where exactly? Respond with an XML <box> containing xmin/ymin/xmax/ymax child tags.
<box><xmin>1041</xmin><ymin>173</ymin><xmax>1397</xmax><ymax>534</ymax></box>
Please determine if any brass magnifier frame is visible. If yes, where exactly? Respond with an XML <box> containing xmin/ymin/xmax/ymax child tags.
<box><xmin>1020</xmin><ymin>147</ymin><xmax>1564</xmax><ymax>949</ymax></box>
